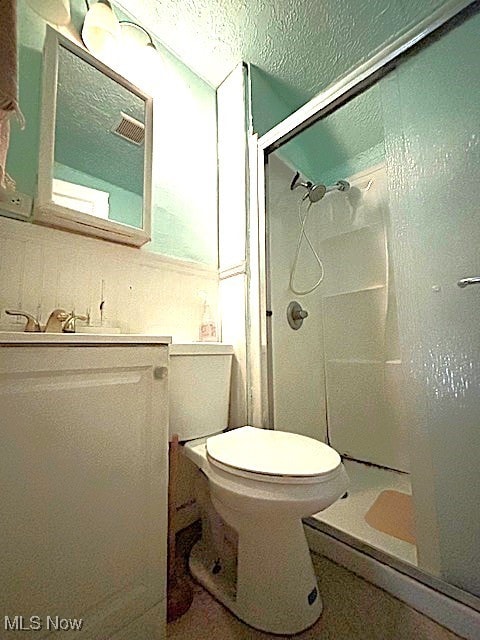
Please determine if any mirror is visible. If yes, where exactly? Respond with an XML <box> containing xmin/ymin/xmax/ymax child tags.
<box><xmin>35</xmin><ymin>27</ymin><xmax>152</xmax><ymax>246</ymax></box>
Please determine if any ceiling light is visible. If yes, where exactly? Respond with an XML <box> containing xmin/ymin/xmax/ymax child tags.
<box><xmin>119</xmin><ymin>21</ymin><xmax>160</xmax><ymax>54</ymax></box>
<box><xmin>118</xmin><ymin>21</ymin><xmax>162</xmax><ymax>93</ymax></box>
<box><xmin>82</xmin><ymin>0</ymin><xmax>121</xmax><ymax>63</ymax></box>
<box><xmin>25</xmin><ymin>0</ymin><xmax>71</xmax><ymax>26</ymax></box>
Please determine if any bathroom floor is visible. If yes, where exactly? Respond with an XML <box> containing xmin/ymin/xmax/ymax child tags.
<box><xmin>311</xmin><ymin>459</ymin><xmax>417</xmax><ymax>567</ymax></box>
<box><xmin>166</xmin><ymin>551</ymin><xmax>461</xmax><ymax>640</ymax></box>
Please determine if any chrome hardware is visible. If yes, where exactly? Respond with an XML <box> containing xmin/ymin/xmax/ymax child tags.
<box><xmin>44</xmin><ymin>308</ymin><xmax>69</xmax><ymax>333</ymax></box>
<box><xmin>153</xmin><ymin>366</ymin><xmax>168</xmax><ymax>380</ymax></box>
<box><xmin>290</xmin><ymin>171</ymin><xmax>350</xmax><ymax>203</ymax></box>
<box><xmin>63</xmin><ymin>311</ymin><xmax>89</xmax><ymax>333</ymax></box>
<box><xmin>287</xmin><ymin>301</ymin><xmax>309</xmax><ymax>330</ymax></box>
<box><xmin>457</xmin><ymin>276</ymin><xmax>480</xmax><ymax>288</ymax></box>
<box><xmin>5</xmin><ymin>309</ymin><xmax>41</xmax><ymax>332</ymax></box>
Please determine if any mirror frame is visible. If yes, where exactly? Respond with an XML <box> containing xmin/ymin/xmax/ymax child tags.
<box><xmin>34</xmin><ymin>27</ymin><xmax>153</xmax><ymax>247</ymax></box>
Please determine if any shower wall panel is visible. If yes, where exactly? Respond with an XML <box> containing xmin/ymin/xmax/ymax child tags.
<box><xmin>268</xmin><ymin>155</ymin><xmax>327</xmax><ymax>441</ymax></box>
<box><xmin>268</xmin><ymin>157</ymin><xmax>406</xmax><ymax>466</ymax></box>
<box><xmin>317</xmin><ymin>165</ymin><xmax>408</xmax><ymax>471</ymax></box>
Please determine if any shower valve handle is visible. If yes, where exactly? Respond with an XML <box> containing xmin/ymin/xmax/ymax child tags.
<box><xmin>457</xmin><ymin>276</ymin><xmax>480</xmax><ymax>288</ymax></box>
<box><xmin>287</xmin><ymin>301</ymin><xmax>308</xmax><ymax>330</ymax></box>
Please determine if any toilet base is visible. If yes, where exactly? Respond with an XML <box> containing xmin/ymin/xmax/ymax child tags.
<box><xmin>189</xmin><ymin>539</ymin><xmax>237</xmax><ymax>611</ymax></box>
<box><xmin>188</xmin><ymin>518</ymin><xmax>323</xmax><ymax>635</ymax></box>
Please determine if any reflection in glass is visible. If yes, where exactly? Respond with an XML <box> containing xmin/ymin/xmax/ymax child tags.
<box><xmin>53</xmin><ymin>44</ymin><xmax>145</xmax><ymax>229</ymax></box>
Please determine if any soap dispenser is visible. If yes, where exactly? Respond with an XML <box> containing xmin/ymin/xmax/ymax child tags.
<box><xmin>199</xmin><ymin>293</ymin><xmax>217</xmax><ymax>342</ymax></box>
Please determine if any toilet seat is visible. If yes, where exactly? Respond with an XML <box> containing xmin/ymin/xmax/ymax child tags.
<box><xmin>206</xmin><ymin>426</ymin><xmax>342</xmax><ymax>484</ymax></box>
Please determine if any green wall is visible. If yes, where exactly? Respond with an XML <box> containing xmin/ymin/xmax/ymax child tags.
<box><xmin>277</xmin><ymin>82</ymin><xmax>385</xmax><ymax>186</ymax></box>
<box><xmin>4</xmin><ymin>0</ymin><xmax>218</xmax><ymax>266</ymax></box>
<box><xmin>260</xmin><ymin>2</ymin><xmax>471</xmax><ymax>192</ymax></box>
<box><xmin>250</xmin><ymin>0</ymin><xmax>465</xmax><ymax>137</ymax></box>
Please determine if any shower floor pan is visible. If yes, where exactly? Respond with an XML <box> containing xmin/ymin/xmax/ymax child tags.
<box><xmin>309</xmin><ymin>459</ymin><xmax>417</xmax><ymax>567</ymax></box>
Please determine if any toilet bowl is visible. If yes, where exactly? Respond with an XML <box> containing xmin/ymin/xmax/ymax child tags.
<box><xmin>169</xmin><ymin>344</ymin><xmax>349</xmax><ymax>634</ymax></box>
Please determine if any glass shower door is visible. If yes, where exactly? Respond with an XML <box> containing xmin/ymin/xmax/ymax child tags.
<box><xmin>381</xmin><ymin>13</ymin><xmax>480</xmax><ymax>594</ymax></box>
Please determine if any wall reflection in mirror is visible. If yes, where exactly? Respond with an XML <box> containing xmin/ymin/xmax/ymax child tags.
<box><xmin>34</xmin><ymin>28</ymin><xmax>152</xmax><ymax>247</ymax></box>
<box><xmin>54</xmin><ymin>44</ymin><xmax>145</xmax><ymax>229</ymax></box>
<box><xmin>266</xmin><ymin>8</ymin><xmax>480</xmax><ymax>604</ymax></box>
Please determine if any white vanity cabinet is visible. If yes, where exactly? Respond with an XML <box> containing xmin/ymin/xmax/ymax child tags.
<box><xmin>0</xmin><ymin>336</ymin><xmax>170</xmax><ymax>640</ymax></box>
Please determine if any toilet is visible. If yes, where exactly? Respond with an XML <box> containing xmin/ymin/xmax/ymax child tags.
<box><xmin>169</xmin><ymin>343</ymin><xmax>349</xmax><ymax>635</ymax></box>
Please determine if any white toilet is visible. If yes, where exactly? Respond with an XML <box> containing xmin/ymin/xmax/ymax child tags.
<box><xmin>169</xmin><ymin>343</ymin><xmax>349</xmax><ymax>635</ymax></box>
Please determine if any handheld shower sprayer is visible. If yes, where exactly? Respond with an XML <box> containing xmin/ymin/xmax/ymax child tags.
<box><xmin>290</xmin><ymin>171</ymin><xmax>350</xmax><ymax>203</ymax></box>
<box><xmin>288</xmin><ymin>170</ymin><xmax>351</xmax><ymax>296</ymax></box>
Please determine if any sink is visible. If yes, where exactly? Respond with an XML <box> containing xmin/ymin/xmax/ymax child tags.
<box><xmin>76</xmin><ymin>326</ymin><xmax>121</xmax><ymax>334</ymax></box>
<box><xmin>0</xmin><ymin>331</ymin><xmax>172</xmax><ymax>345</ymax></box>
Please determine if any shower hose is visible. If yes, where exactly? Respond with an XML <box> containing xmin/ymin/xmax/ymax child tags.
<box><xmin>289</xmin><ymin>198</ymin><xmax>325</xmax><ymax>295</ymax></box>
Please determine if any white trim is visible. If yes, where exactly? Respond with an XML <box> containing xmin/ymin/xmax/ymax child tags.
<box><xmin>245</xmin><ymin>132</ymin><xmax>266</xmax><ymax>427</ymax></box>
<box><xmin>257</xmin><ymin>0</ymin><xmax>476</xmax><ymax>152</ymax></box>
<box><xmin>35</xmin><ymin>27</ymin><xmax>153</xmax><ymax>248</ymax></box>
<box><xmin>305</xmin><ymin>526</ymin><xmax>480</xmax><ymax>640</ymax></box>
<box><xmin>219</xmin><ymin>262</ymin><xmax>246</xmax><ymax>280</ymax></box>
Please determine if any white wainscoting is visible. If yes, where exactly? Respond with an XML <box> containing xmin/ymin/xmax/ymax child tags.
<box><xmin>0</xmin><ymin>217</ymin><xmax>218</xmax><ymax>341</ymax></box>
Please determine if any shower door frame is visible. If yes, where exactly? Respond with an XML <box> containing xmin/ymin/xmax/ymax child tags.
<box><xmin>246</xmin><ymin>0</ymin><xmax>480</xmax><ymax>611</ymax></box>
<box><xmin>247</xmin><ymin>0</ymin><xmax>478</xmax><ymax>431</ymax></box>
<box><xmin>246</xmin><ymin>0</ymin><xmax>480</xmax><ymax>618</ymax></box>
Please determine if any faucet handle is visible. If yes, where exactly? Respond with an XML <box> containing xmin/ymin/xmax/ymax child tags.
<box><xmin>63</xmin><ymin>311</ymin><xmax>89</xmax><ymax>333</ymax></box>
<box><xmin>5</xmin><ymin>309</ymin><xmax>41</xmax><ymax>332</ymax></box>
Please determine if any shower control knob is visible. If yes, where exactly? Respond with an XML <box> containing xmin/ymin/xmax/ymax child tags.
<box><xmin>287</xmin><ymin>301</ymin><xmax>308</xmax><ymax>330</ymax></box>
<box><xmin>153</xmin><ymin>366</ymin><xmax>168</xmax><ymax>380</ymax></box>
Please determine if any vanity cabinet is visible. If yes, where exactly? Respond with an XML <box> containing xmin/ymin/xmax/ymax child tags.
<box><xmin>0</xmin><ymin>339</ymin><xmax>169</xmax><ymax>640</ymax></box>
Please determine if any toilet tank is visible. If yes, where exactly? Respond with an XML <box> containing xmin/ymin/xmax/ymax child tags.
<box><xmin>169</xmin><ymin>343</ymin><xmax>234</xmax><ymax>441</ymax></box>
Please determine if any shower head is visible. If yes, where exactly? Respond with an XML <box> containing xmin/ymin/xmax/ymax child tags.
<box><xmin>308</xmin><ymin>183</ymin><xmax>327</xmax><ymax>202</ymax></box>
<box><xmin>290</xmin><ymin>171</ymin><xmax>350</xmax><ymax>203</ymax></box>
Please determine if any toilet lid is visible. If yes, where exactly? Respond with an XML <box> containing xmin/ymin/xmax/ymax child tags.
<box><xmin>206</xmin><ymin>426</ymin><xmax>341</xmax><ymax>478</ymax></box>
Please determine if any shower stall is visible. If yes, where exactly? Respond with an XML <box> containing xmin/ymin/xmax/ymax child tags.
<box><xmin>253</xmin><ymin>1</ymin><xmax>480</xmax><ymax>610</ymax></box>
<box><xmin>268</xmin><ymin>155</ymin><xmax>414</xmax><ymax>564</ymax></box>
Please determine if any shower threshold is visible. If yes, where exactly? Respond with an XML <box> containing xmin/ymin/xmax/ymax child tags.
<box><xmin>304</xmin><ymin>459</ymin><xmax>480</xmax><ymax>638</ymax></box>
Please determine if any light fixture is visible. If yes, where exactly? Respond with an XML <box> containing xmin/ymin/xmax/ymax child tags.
<box><xmin>119</xmin><ymin>21</ymin><xmax>160</xmax><ymax>58</ymax></box>
<box><xmin>81</xmin><ymin>0</ymin><xmax>121</xmax><ymax>63</ymax></box>
<box><xmin>117</xmin><ymin>21</ymin><xmax>161</xmax><ymax>93</ymax></box>
<box><xmin>26</xmin><ymin>0</ymin><xmax>71</xmax><ymax>26</ymax></box>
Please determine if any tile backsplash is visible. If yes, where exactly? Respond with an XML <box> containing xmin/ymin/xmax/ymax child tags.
<box><xmin>0</xmin><ymin>217</ymin><xmax>219</xmax><ymax>340</ymax></box>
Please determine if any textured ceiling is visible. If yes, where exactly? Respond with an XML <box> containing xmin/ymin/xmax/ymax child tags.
<box><xmin>115</xmin><ymin>0</ymin><xmax>446</xmax><ymax>104</ymax></box>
